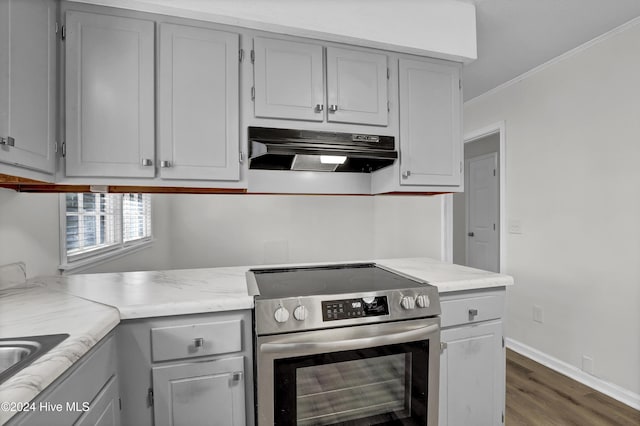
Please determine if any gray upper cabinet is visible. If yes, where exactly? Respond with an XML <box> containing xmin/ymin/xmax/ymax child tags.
<box><xmin>253</xmin><ymin>37</ymin><xmax>389</xmax><ymax>127</ymax></box>
<box><xmin>64</xmin><ymin>10</ymin><xmax>155</xmax><ymax>178</ymax></box>
<box><xmin>398</xmin><ymin>57</ymin><xmax>462</xmax><ymax>186</ymax></box>
<box><xmin>0</xmin><ymin>0</ymin><xmax>56</xmax><ymax>175</ymax></box>
<box><xmin>152</xmin><ymin>356</ymin><xmax>246</xmax><ymax>426</ymax></box>
<box><xmin>253</xmin><ymin>37</ymin><xmax>324</xmax><ymax>122</ymax></box>
<box><xmin>158</xmin><ymin>24</ymin><xmax>240</xmax><ymax>181</ymax></box>
<box><xmin>326</xmin><ymin>47</ymin><xmax>388</xmax><ymax>126</ymax></box>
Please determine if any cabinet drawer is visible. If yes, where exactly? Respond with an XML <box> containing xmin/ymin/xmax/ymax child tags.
<box><xmin>440</xmin><ymin>292</ymin><xmax>504</xmax><ymax>328</ymax></box>
<box><xmin>151</xmin><ymin>320</ymin><xmax>242</xmax><ymax>362</ymax></box>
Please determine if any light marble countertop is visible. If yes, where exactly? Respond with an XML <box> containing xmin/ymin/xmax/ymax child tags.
<box><xmin>0</xmin><ymin>285</ymin><xmax>120</xmax><ymax>424</ymax></box>
<box><xmin>31</xmin><ymin>266</ymin><xmax>254</xmax><ymax>320</ymax></box>
<box><xmin>0</xmin><ymin>257</ymin><xmax>512</xmax><ymax>423</ymax></box>
<box><xmin>376</xmin><ymin>257</ymin><xmax>514</xmax><ymax>292</ymax></box>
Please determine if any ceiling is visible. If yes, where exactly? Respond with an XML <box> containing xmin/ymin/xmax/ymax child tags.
<box><xmin>463</xmin><ymin>0</ymin><xmax>640</xmax><ymax>100</ymax></box>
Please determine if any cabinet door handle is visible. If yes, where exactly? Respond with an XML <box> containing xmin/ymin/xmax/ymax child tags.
<box><xmin>402</xmin><ymin>170</ymin><xmax>411</xmax><ymax>179</ymax></box>
<box><xmin>314</xmin><ymin>104</ymin><xmax>324</xmax><ymax>113</ymax></box>
<box><xmin>328</xmin><ymin>104</ymin><xmax>338</xmax><ymax>113</ymax></box>
<box><xmin>194</xmin><ymin>337</ymin><xmax>204</xmax><ymax>348</ymax></box>
<box><xmin>0</xmin><ymin>136</ymin><xmax>15</xmax><ymax>147</ymax></box>
<box><xmin>160</xmin><ymin>160</ymin><xmax>171</xmax><ymax>168</ymax></box>
<box><xmin>440</xmin><ymin>342</ymin><xmax>448</xmax><ymax>352</ymax></box>
<box><xmin>468</xmin><ymin>232</ymin><xmax>475</xmax><ymax>237</ymax></box>
<box><xmin>468</xmin><ymin>308</ymin><xmax>479</xmax><ymax>318</ymax></box>
<box><xmin>231</xmin><ymin>371</ymin><xmax>243</xmax><ymax>382</ymax></box>
<box><xmin>141</xmin><ymin>158</ymin><xmax>153</xmax><ymax>166</ymax></box>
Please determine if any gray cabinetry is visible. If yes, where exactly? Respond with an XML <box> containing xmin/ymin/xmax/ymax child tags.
<box><xmin>117</xmin><ymin>310</ymin><xmax>253</xmax><ymax>426</ymax></box>
<box><xmin>253</xmin><ymin>37</ymin><xmax>324</xmax><ymax>122</ymax></box>
<box><xmin>9</xmin><ymin>334</ymin><xmax>120</xmax><ymax>426</ymax></box>
<box><xmin>158</xmin><ymin>23</ymin><xmax>240</xmax><ymax>181</ymax></box>
<box><xmin>326</xmin><ymin>47</ymin><xmax>388</xmax><ymax>126</ymax></box>
<box><xmin>398</xmin><ymin>57</ymin><xmax>462</xmax><ymax>187</ymax></box>
<box><xmin>438</xmin><ymin>289</ymin><xmax>505</xmax><ymax>426</ymax></box>
<box><xmin>0</xmin><ymin>0</ymin><xmax>57</xmax><ymax>175</ymax></box>
<box><xmin>64</xmin><ymin>9</ymin><xmax>155</xmax><ymax>178</ymax></box>
<box><xmin>253</xmin><ymin>37</ymin><xmax>388</xmax><ymax>127</ymax></box>
<box><xmin>153</xmin><ymin>356</ymin><xmax>245</xmax><ymax>426</ymax></box>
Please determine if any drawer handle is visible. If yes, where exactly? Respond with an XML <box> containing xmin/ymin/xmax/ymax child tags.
<box><xmin>468</xmin><ymin>308</ymin><xmax>479</xmax><ymax>318</ymax></box>
<box><xmin>194</xmin><ymin>337</ymin><xmax>204</xmax><ymax>348</ymax></box>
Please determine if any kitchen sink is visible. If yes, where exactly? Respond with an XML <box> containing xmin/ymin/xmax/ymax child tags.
<box><xmin>0</xmin><ymin>334</ymin><xmax>69</xmax><ymax>385</ymax></box>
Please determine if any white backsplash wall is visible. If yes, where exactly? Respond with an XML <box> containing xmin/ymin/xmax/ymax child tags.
<box><xmin>0</xmin><ymin>189</ymin><xmax>443</xmax><ymax>277</ymax></box>
<box><xmin>464</xmin><ymin>20</ymin><xmax>640</xmax><ymax>397</ymax></box>
<box><xmin>163</xmin><ymin>194</ymin><xmax>443</xmax><ymax>269</ymax></box>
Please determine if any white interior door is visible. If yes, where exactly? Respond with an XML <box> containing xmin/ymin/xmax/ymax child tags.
<box><xmin>466</xmin><ymin>152</ymin><xmax>499</xmax><ymax>272</ymax></box>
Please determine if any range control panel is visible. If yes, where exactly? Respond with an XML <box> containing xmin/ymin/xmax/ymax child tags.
<box><xmin>322</xmin><ymin>296</ymin><xmax>389</xmax><ymax>321</ymax></box>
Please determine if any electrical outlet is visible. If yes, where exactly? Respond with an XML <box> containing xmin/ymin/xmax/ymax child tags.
<box><xmin>508</xmin><ymin>219</ymin><xmax>523</xmax><ymax>234</ymax></box>
<box><xmin>533</xmin><ymin>305</ymin><xmax>544</xmax><ymax>323</ymax></box>
<box><xmin>582</xmin><ymin>355</ymin><xmax>594</xmax><ymax>375</ymax></box>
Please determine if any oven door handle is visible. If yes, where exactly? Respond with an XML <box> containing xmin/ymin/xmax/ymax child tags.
<box><xmin>259</xmin><ymin>323</ymin><xmax>439</xmax><ymax>354</ymax></box>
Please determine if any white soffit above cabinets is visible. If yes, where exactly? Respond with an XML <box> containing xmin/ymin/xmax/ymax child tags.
<box><xmin>463</xmin><ymin>0</ymin><xmax>640</xmax><ymax>100</ymax></box>
<box><xmin>68</xmin><ymin>0</ymin><xmax>478</xmax><ymax>62</ymax></box>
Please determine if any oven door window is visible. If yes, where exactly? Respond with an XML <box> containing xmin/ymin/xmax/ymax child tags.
<box><xmin>274</xmin><ymin>341</ymin><xmax>429</xmax><ymax>426</ymax></box>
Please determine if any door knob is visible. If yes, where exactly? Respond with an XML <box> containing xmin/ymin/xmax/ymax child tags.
<box><xmin>328</xmin><ymin>104</ymin><xmax>338</xmax><ymax>113</ymax></box>
<box><xmin>314</xmin><ymin>104</ymin><xmax>324</xmax><ymax>113</ymax></box>
<box><xmin>141</xmin><ymin>158</ymin><xmax>153</xmax><ymax>166</ymax></box>
<box><xmin>467</xmin><ymin>232</ymin><xmax>475</xmax><ymax>237</ymax></box>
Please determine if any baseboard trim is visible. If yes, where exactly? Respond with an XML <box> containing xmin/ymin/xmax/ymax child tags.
<box><xmin>506</xmin><ymin>338</ymin><xmax>640</xmax><ymax>411</ymax></box>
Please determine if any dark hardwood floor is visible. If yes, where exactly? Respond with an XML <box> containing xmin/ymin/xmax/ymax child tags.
<box><xmin>506</xmin><ymin>349</ymin><xmax>640</xmax><ymax>425</ymax></box>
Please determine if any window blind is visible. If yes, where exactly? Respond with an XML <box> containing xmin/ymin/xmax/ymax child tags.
<box><xmin>65</xmin><ymin>193</ymin><xmax>152</xmax><ymax>262</ymax></box>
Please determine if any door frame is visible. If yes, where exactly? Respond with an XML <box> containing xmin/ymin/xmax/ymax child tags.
<box><xmin>442</xmin><ymin>121</ymin><xmax>507</xmax><ymax>273</ymax></box>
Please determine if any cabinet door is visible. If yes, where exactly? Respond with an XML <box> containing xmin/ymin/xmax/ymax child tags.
<box><xmin>439</xmin><ymin>321</ymin><xmax>504</xmax><ymax>426</ymax></box>
<box><xmin>326</xmin><ymin>47</ymin><xmax>388</xmax><ymax>126</ymax></box>
<box><xmin>75</xmin><ymin>375</ymin><xmax>121</xmax><ymax>426</ymax></box>
<box><xmin>153</xmin><ymin>356</ymin><xmax>245</xmax><ymax>426</ymax></box>
<box><xmin>253</xmin><ymin>37</ymin><xmax>324</xmax><ymax>121</ymax></box>
<box><xmin>158</xmin><ymin>24</ymin><xmax>239</xmax><ymax>181</ymax></box>
<box><xmin>398</xmin><ymin>58</ymin><xmax>461</xmax><ymax>186</ymax></box>
<box><xmin>0</xmin><ymin>0</ymin><xmax>56</xmax><ymax>174</ymax></box>
<box><xmin>65</xmin><ymin>10</ymin><xmax>155</xmax><ymax>177</ymax></box>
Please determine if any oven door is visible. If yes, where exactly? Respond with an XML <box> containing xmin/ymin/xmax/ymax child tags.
<box><xmin>256</xmin><ymin>317</ymin><xmax>440</xmax><ymax>426</ymax></box>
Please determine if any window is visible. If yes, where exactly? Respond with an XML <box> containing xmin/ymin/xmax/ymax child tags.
<box><xmin>61</xmin><ymin>193</ymin><xmax>152</xmax><ymax>269</ymax></box>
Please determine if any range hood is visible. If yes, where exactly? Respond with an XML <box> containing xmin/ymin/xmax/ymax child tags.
<box><xmin>248</xmin><ymin>127</ymin><xmax>397</xmax><ymax>173</ymax></box>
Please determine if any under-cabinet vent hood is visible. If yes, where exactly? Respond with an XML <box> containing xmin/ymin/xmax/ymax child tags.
<box><xmin>248</xmin><ymin>127</ymin><xmax>397</xmax><ymax>173</ymax></box>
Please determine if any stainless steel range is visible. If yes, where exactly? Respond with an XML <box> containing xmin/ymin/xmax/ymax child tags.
<box><xmin>247</xmin><ymin>263</ymin><xmax>441</xmax><ymax>426</ymax></box>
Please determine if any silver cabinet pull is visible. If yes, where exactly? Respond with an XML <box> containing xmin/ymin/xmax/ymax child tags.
<box><xmin>314</xmin><ymin>104</ymin><xmax>324</xmax><ymax>113</ymax></box>
<box><xmin>194</xmin><ymin>337</ymin><xmax>204</xmax><ymax>348</ymax></box>
<box><xmin>141</xmin><ymin>158</ymin><xmax>153</xmax><ymax>166</ymax></box>
<box><xmin>468</xmin><ymin>308</ymin><xmax>478</xmax><ymax>318</ymax></box>
<box><xmin>328</xmin><ymin>104</ymin><xmax>338</xmax><ymax>113</ymax></box>
<box><xmin>231</xmin><ymin>371</ymin><xmax>243</xmax><ymax>382</ymax></box>
<box><xmin>440</xmin><ymin>342</ymin><xmax>448</xmax><ymax>352</ymax></box>
<box><xmin>402</xmin><ymin>170</ymin><xmax>411</xmax><ymax>179</ymax></box>
<box><xmin>0</xmin><ymin>136</ymin><xmax>15</xmax><ymax>147</ymax></box>
<box><xmin>160</xmin><ymin>160</ymin><xmax>171</xmax><ymax>168</ymax></box>
<box><xmin>468</xmin><ymin>232</ymin><xmax>475</xmax><ymax>237</ymax></box>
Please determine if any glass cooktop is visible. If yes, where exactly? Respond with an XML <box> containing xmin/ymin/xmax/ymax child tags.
<box><xmin>251</xmin><ymin>263</ymin><xmax>426</xmax><ymax>300</ymax></box>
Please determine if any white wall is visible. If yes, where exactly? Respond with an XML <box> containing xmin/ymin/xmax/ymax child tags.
<box><xmin>464</xmin><ymin>21</ymin><xmax>640</xmax><ymax>396</ymax></box>
<box><xmin>0</xmin><ymin>190</ymin><xmax>442</xmax><ymax>277</ymax></box>
<box><xmin>74</xmin><ymin>0</ymin><xmax>477</xmax><ymax>62</ymax></box>
<box><xmin>0</xmin><ymin>188</ymin><xmax>172</xmax><ymax>277</ymax></box>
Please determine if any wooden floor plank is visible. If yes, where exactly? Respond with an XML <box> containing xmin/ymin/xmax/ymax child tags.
<box><xmin>506</xmin><ymin>349</ymin><xmax>640</xmax><ymax>426</ymax></box>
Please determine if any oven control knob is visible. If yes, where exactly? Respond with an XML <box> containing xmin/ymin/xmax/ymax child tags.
<box><xmin>274</xmin><ymin>306</ymin><xmax>290</xmax><ymax>323</ymax></box>
<box><xmin>293</xmin><ymin>305</ymin><xmax>308</xmax><ymax>321</ymax></box>
<box><xmin>400</xmin><ymin>296</ymin><xmax>416</xmax><ymax>310</ymax></box>
<box><xmin>416</xmin><ymin>294</ymin><xmax>430</xmax><ymax>308</ymax></box>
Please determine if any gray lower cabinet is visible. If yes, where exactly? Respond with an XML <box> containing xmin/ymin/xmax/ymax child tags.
<box><xmin>117</xmin><ymin>310</ymin><xmax>254</xmax><ymax>426</ymax></box>
<box><xmin>9</xmin><ymin>334</ymin><xmax>120</xmax><ymax>426</ymax></box>
<box><xmin>152</xmin><ymin>356</ymin><xmax>245</xmax><ymax>426</ymax></box>
<box><xmin>438</xmin><ymin>289</ymin><xmax>506</xmax><ymax>426</ymax></box>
